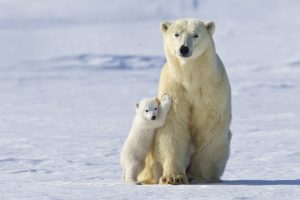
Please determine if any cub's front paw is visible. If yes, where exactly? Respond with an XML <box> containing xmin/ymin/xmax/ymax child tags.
<box><xmin>161</xmin><ymin>94</ymin><xmax>171</xmax><ymax>104</ymax></box>
<box><xmin>159</xmin><ymin>174</ymin><xmax>186</xmax><ymax>185</ymax></box>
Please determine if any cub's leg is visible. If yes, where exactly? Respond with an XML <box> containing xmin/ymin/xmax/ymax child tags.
<box><xmin>124</xmin><ymin>160</ymin><xmax>143</xmax><ymax>184</ymax></box>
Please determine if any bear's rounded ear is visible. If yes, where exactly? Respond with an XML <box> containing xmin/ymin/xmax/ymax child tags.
<box><xmin>134</xmin><ymin>102</ymin><xmax>139</xmax><ymax>112</ymax></box>
<box><xmin>160</xmin><ymin>21</ymin><xmax>171</xmax><ymax>33</ymax></box>
<box><xmin>205</xmin><ymin>21</ymin><xmax>215</xmax><ymax>36</ymax></box>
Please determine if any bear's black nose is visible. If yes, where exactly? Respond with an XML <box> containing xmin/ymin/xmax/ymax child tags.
<box><xmin>151</xmin><ymin>116</ymin><xmax>156</xmax><ymax>120</ymax></box>
<box><xmin>179</xmin><ymin>45</ymin><xmax>189</xmax><ymax>56</ymax></box>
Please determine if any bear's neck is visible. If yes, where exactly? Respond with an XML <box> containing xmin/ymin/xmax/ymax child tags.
<box><xmin>165</xmin><ymin>42</ymin><xmax>220</xmax><ymax>86</ymax></box>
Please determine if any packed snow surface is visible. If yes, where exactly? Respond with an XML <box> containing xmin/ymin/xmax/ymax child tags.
<box><xmin>0</xmin><ymin>0</ymin><xmax>299</xmax><ymax>199</ymax></box>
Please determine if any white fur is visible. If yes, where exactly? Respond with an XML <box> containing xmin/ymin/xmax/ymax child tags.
<box><xmin>120</xmin><ymin>95</ymin><xmax>171</xmax><ymax>184</ymax></box>
<box><xmin>139</xmin><ymin>18</ymin><xmax>232</xmax><ymax>184</ymax></box>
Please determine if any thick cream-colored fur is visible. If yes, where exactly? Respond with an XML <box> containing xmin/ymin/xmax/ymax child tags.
<box><xmin>138</xmin><ymin>19</ymin><xmax>231</xmax><ymax>184</ymax></box>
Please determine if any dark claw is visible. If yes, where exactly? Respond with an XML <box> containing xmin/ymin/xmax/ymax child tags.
<box><xmin>167</xmin><ymin>177</ymin><xmax>173</xmax><ymax>183</ymax></box>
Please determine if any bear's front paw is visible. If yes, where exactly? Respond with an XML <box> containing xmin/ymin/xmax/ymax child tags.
<box><xmin>159</xmin><ymin>174</ymin><xmax>186</xmax><ymax>185</ymax></box>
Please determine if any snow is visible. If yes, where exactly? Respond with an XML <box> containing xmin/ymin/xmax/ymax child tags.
<box><xmin>0</xmin><ymin>0</ymin><xmax>300</xmax><ymax>199</ymax></box>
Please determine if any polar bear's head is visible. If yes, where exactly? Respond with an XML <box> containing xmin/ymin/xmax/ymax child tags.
<box><xmin>135</xmin><ymin>98</ymin><xmax>160</xmax><ymax>121</ymax></box>
<box><xmin>160</xmin><ymin>19</ymin><xmax>215</xmax><ymax>60</ymax></box>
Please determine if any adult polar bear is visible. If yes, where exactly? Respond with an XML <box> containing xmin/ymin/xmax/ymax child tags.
<box><xmin>138</xmin><ymin>19</ymin><xmax>232</xmax><ymax>184</ymax></box>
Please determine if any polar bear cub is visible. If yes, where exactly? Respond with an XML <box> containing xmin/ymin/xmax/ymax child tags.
<box><xmin>120</xmin><ymin>95</ymin><xmax>172</xmax><ymax>184</ymax></box>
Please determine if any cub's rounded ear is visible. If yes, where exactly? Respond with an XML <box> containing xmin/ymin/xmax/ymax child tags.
<box><xmin>155</xmin><ymin>97</ymin><xmax>161</xmax><ymax>105</ymax></box>
<box><xmin>160</xmin><ymin>21</ymin><xmax>171</xmax><ymax>33</ymax></box>
<box><xmin>134</xmin><ymin>102</ymin><xmax>139</xmax><ymax>111</ymax></box>
<box><xmin>205</xmin><ymin>21</ymin><xmax>215</xmax><ymax>36</ymax></box>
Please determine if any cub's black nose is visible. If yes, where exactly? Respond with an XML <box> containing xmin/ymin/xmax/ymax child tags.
<box><xmin>151</xmin><ymin>116</ymin><xmax>156</xmax><ymax>120</ymax></box>
<box><xmin>179</xmin><ymin>45</ymin><xmax>189</xmax><ymax>56</ymax></box>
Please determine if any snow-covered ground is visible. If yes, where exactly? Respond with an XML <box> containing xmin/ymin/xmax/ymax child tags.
<box><xmin>0</xmin><ymin>0</ymin><xmax>300</xmax><ymax>199</ymax></box>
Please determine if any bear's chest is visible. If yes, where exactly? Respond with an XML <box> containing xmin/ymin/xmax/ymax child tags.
<box><xmin>182</xmin><ymin>73</ymin><xmax>213</xmax><ymax>100</ymax></box>
<box><xmin>183</xmin><ymin>73</ymin><xmax>221</xmax><ymax>115</ymax></box>
<box><xmin>181</xmin><ymin>72</ymin><xmax>203</xmax><ymax>93</ymax></box>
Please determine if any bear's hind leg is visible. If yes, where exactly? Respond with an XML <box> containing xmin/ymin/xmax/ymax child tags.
<box><xmin>187</xmin><ymin>129</ymin><xmax>231</xmax><ymax>183</ymax></box>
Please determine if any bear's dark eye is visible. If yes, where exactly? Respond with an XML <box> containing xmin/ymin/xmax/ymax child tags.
<box><xmin>175</xmin><ymin>33</ymin><xmax>180</xmax><ymax>37</ymax></box>
<box><xmin>194</xmin><ymin>34</ymin><xmax>199</xmax><ymax>38</ymax></box>
<box><xmin>145</xmin><ymin>110</ymin><xmax>148</xmax><ymax>112</ymax></box>
<box><xmin>154</xmin><ymin>107</ymin><xmax>157</xmax><ymax>110</ymax></box>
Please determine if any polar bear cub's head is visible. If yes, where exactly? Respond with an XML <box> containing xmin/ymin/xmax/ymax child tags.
<box><xmin>135</xmin><ymin>98</ymin><xmax>160</xmax><ymax>121</ymax></box>
<box><xmin>160</xmin><ymin>18</ymin><xmax>215</xmax><ymax>60</ymax></box>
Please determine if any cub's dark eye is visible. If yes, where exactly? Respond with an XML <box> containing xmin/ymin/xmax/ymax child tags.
<box><xmin>194</xmin><ymin>34</ymin><xmax>199</xmax><ymax>38</ymax></box>
<box><xmin>145</xmin><ymin>110</ymin><xmax>148</xmax><ymax>112</ymax></box>
<box><xmin>175</xmin><ymin>33</ymin><xmax>180</xmax><ymax>37</ymax></box>
<box><xmin>154</xmin><ymin>107</ymin><xmax>157</xmax><ymax>110</ymax></box>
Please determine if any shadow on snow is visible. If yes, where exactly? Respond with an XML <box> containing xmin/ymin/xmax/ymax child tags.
<box><xmin>221</xmin><ymin>179</ymin><xmax>300</xmax><ymax>186</ymax></box>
